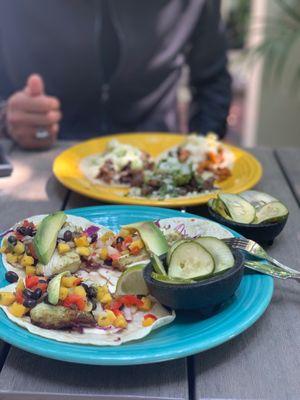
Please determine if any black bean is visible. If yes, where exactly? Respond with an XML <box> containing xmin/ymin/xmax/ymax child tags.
<box><xmin>90</xmin><ymin>233</ymin><xmax>98</xmax><ymax>243</ymax></box>
<box><xmin>23</xmin><ymin>289</ymin><xmax>35</xmax><ymax>299</ymax></box>
<box><xmin>5</xmin><ymin>271</ymin><xmax>19</xmax><ymax>283</ymax></box>
<box><xmin>23</xmin><ymin>298</ymin><xmax>37</xmax><ymax>308</ymax></box>
<box><xmin>63</xmin><ymin>230</ymin><xmax>73</xmax><ymax>242</ymax></box>
<box><xmin>81</xmin><ymin>283</ymin><xmax>89</xmax><ymax>293</ymax></box>
<box><xmin>91</xmin><ymin>299</ymin><xmax>97</xmax><ymax>311</ymax></box>
<box><xmin>38</xmin><ymin>279</ymin><xmax>47</xmax><ymax>284</ymax></box>
<box><xmin>25</xmin><ymin>226</ymin><xmax>34</xmax><ymax>236</ymax></box>
<box><xmin>7</xmin><ymin>235</ymin><xmax>17</xmax><ymax>246</ymax></box>
<box><xmin>116</xmin><ymin>236</ymin><xmax>124</xmax><ymax>244</ymax></box>
<box><xmin>16</xmin><ymin>226</ymin><xmax>27</xmax><ymax>236</ymax></box>
<box><xmin>32</xmin><ymin>288</ymin><xmax>42</xmax><ymax>300</ymax></box>
<box><xmin>87</xmin><ymin>286</ymin><xmax>97</xmax><ymax>299</ymax></box>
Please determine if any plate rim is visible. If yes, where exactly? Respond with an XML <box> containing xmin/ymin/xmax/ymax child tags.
<box><xmin>53</xmin><ymin>133</ymin><xmax>263</xmax><ymax>207</ymax></box>
<box><xmin>0</xmin><ymin>205</ymin><xmax>273</xmax><ymax>365</ymax></box>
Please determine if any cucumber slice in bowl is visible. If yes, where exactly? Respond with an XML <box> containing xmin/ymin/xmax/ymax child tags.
<box><xmin>166</xmin><ymin>239</ymin><xmax>187</xmax><ymax>266</ymax></box>
<box><xmin>239</xmin><ymin>190</ymin><xmax>277</xmax><ymax>209</ymax></box>
<box><xmin>150</xmin><ymin>253</ymin><xmax>167</xmax><ymax>276</ymax></box>
<box><xmin>195</xmin><ymin>237</ymin><xmax>234</xmax><ymax>274</ymax></box>
<box><xmin>168</xmin><ymin>241</ymin><xmax>215</xmax><ymax>280</ymax></box>
<box><xmin>254</xmin><ymin>201</ymin><xmax>289</xmax><ymax>224</ymax></box>
<box><xmin>218</xmin><ymin>194</ymin><xmax>256</xmax><ymax>224</ymax></box>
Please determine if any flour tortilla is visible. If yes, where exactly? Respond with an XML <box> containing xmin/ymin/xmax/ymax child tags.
<box><xmin>0</xmin><ymin>283</ymin><xmax>175</xmax><ymax>346</ymax></box>
<box><xmin>1</xmin><ymin>214</ymin><xmax>111</xmax><ymax>278</ymax></box>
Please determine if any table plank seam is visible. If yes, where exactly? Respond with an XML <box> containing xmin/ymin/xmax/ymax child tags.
<box><xmin>274</xmin><ymin>150</ymin><xmax>300</xmax><ymax>208</ymax></box>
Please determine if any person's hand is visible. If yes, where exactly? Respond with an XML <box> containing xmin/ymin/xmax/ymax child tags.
<box><xmin>6</xmin><ymin>74</ymin><xmax>62</xmax><ymax>149</ymax></box>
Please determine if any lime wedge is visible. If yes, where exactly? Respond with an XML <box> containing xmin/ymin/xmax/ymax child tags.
<box><xmin>151</xmin><ymin>272</ymin><xmax>196</xmax><ymax>284</ymax></box>
<box><xmin>115</xmin><ymin>264</ymin><xmax>149</xmax><ymax>296</ymax></box>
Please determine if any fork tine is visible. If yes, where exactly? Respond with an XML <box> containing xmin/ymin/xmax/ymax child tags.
<box><xmin>222</xmin><ymin>237</ymin><xmax>248</xmax><ymax>249</ymax></box>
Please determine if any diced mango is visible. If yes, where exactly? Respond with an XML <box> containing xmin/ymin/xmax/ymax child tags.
<box><xmin>16</xmin><ymin>278</ymin><xmax>25</xmax><ymax>292</ymax></box>
<box><xmin>129</xmin><ymin>239</ymin><xmax>144</xmax><ymax>250</ymax></box>
<box><xmin>100</xmin><ymin>248</ymin><xmax>108</xmax><ymax>260</ymax></box>
<box><xmin>59</xmin><ymin>286</ymin><xmax>69</xmax><ymax>301</ymax></box>
<box><xmin>97</xmin><ymin>310</ymin><xmax>116</xmax><ymax>327</ymax></box>
<box><xmin>14</xmin><ymin>241</ymin><xmax>25</xmax><ymax>255</ymax></box>
<box><xmin>142</xmin><ymin>317</ymin><xmax>156</xmax><ymax>327</ymax></box>
<box><xmin>100</xmin><ymin>231</ymin><xmax>115</xmax><ymax>242</ymax></box>
<box><xmin>6</xmin><ymin>253</ymin><xmax>18</xmax><ymax>264</ymax></box>
<box><xmin>114</xmin><ymin>314</ymin><xmax>127</xmax><ymax>329</ymax></box>
<box><xmin>58</xmin><ymin>242</ymin><xmax>71</xmax><ymax>254</ymax></box>
<box><xmin>76</xmin><ymin>247</ymin><xmax>91</xmax><ymax>257</ymax></box>
<box><xmin>0</xmin><ymin>292</ymin><xmax>16</xmax><ymax>306</ymax></box>
<box><xmin>96</xmin><ymin>285</ymin><xmax>109</xmax><ymax>302</ymax></box>
<box><xmin>0</xmin><ymin>246</ymin><xmax>7</xmax><ymax>254</ymax></box>
<box><xmin>8</xmin><ymin>302</ymin><xmax>28</xmax><ymax>318</ymax></box>
<box><xmin>25</xmin><ymin>266</ymin><xmax>36</xmax><ymax>276</ymax></box>
<box><xmin>100</xmin><ymin>293</ymin><xmax>112</xmax><ymax>305</ymax></box>
<box><xmin>139</xmin><ymin>297</ymin><xmax>152</xmax><ymax>312</ymax></box>
<box><xmin>74</xmin><ymin>236</ymin><xmax>89</xmax><ymax>247</ymax></box>
<box><xmin>61</xmin><ymin>276</ymin><xmax>80</xmax><ymax>288</ymax></box>
<box><xmin>73</xmin><ymin>285</ymin><xmax>87</xmax><ymax>299</ymax></box>
<box><xmin>20</xmin><ymin>255</ymin><xmax>34</xmax><ymax>267</ymax></box>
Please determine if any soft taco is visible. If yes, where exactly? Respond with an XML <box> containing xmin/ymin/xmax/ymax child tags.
<box><xmin>0</xmin><ymin>273</ymin><xmax>174</xmax><ymax>346</ymax></box>
<box><xmin>0</xmin><ymin>212</ymin><xmax>110</xmax><ymax>278</ymax></box>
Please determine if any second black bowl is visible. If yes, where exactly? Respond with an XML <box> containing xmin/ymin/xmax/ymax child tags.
<box><xmin>143</xmin><ymin>249</ymin><xmax>244</xmax><ymax>312</ymax></box>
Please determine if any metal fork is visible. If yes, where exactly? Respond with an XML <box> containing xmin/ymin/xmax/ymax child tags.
<box><xmin>223</xmin><ymin>237</ymin><xmax>300</xmax><ymax>279</ymax></box>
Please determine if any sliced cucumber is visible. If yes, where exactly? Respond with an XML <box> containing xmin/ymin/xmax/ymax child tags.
<box><xmin>218</xmin><ymin>194</ymin><xmax>255</xmax><ymax>224</ymax></box>
<box><xmin>166</xmin><ymin>239</ymin><xmax>187</xmax><ymax>265</ymax></box>
<box><xmin>194</xmin><ymin>237</ymin><xmax>234</xmax><ymax>274</ymax></box>
<box><xmin>214</xmin><ymin>197</ymin><xmax>231</xmax><ymax>219</ymax></box>
<box><xmin>239</xmin><ymin>190</ymin><xmax>277</xmax><ymax>209</ymax></box>
<box><xmin>168</xmin><ymin>241</ymin><xmax>215</xmax><ymax>280</ymax></box>
<box><xmin>151</xmin><ymin>253</ymin><xmax>167</xmax><ymax>276</ymax></box>
<box><xmin>151</xmin><ymin>272</ymin><xmax>196</xmax><ymax>284</ymax></box>
<box><xmin>254</xmin><ymin>201</ymin><xmax>288</xmax><ymax>224</ymax></box>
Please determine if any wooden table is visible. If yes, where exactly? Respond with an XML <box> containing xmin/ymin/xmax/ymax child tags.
<box><xmin>0</xmin><ymin>141</ymin><xmax>299</xmax><ymax>400</ymax></box>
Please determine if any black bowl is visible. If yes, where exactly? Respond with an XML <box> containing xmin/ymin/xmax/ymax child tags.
<box><xmin>143</xmin><ymin>249</ymin><xmax>244</xmax><ymax>312</ymax></box>
<box><xmin>208</xmin><ymin>206</ymin><xmax>288</xmax><ymax>245</ymax></box>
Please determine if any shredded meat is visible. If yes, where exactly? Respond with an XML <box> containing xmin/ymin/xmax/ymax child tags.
<box><xmin>96</xmin><ymin>159</ymin><xmax>115</xmax><ymax>183</ymax></box>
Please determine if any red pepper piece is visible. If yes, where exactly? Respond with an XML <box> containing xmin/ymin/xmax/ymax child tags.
<box><xmin>120</xmin><ymin>295</ymin><xmax>143</xmax><ymax>308</ymax></box>
<box><xmin>25</xmin><ymin>275</ymin><xmax>39</xmax><ymax>289</ymax></box>
<box><xmin>144</xmin><ymin>313</ymin><xmax>157</xmax><ymax>321</ymax></box>
<box><xmin>63</xmin><ymin>294</ymin><xmax>86</xmax><ymax>311</ymax></box>
<box><xmin>15</xmin><ymin>289</ymin><xmax>24</xmax><ymax>304</ymax></box>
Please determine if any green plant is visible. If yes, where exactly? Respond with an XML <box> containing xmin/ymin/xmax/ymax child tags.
<box><xmin>253</xmin><ymin>0</ymin><xmax>300</xmax><ymax>85</ymax></box>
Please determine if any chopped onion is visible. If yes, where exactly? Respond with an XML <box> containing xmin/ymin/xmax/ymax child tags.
<box><xmin>85</xmin><ymin>225</ymin><xmax>100</xmax><ymax>237</ymax></box>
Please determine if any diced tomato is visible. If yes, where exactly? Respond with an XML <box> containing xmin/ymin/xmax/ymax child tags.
<box><xmin>120</xmin><ymin>295</ymin><xmax>143</xmax><ymax>308</ymax></box>
<box><xmin>113</xmin><ymin>309</ymin><xmax>123</xmax><ymax>317</ymax></box>
<box><xmin>110</xmin><ymin>253</ymin><xmax>120</xmax><ymax>261</ymax></box>
<box><xmin>73</xmin><ymin>278</ymin><xmax>82</xmax><ymax>286</ymax></box>
<box><xmin>36</xmin><ymin>282</ymin><xmax>48</xmax><ymax>293</ymax></box>
<box><xmin>144</xmin><ymin>313</ymin><xmax>157</xmax><ymax>321</ymax></box>
<box><xmin>124</xmin><ymin>236</ymin><xmax>133</xmax><ymax>246</ymax></box>
<box><xmin>15</xmin><ymin>289</ymin><xmax>24</xmax><ymax>304</ymax></box>
<box><xmin>63</xmin><ymin>294</ymin><xmax>86</xmax><ymax>311</ymax></box>
<box><xmin>25</xmin><ymin>275</ymin><xmax>39</xmax><ymax>289</ymax></box>
<box><xmin>26</xmin><ymin>242</ymin><xmax>38</xmax><ymax>259</ymax></box>
<box><xmin>129</xmin><ymin>246</ymin><xmax>140</xmax><ymax>256</ymax></box>
<box><xmin>109</xmin><ymin>300</ymin><xmax>123</xmax><ymax>312</ymax></box>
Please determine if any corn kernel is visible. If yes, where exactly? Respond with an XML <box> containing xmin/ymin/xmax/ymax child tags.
<box><xmin>25</xmin><ymin>266</ymin><xmax>36</xmax><ymax>276</ymax></box>
<box><xmin>6</xmin><ymin>253</ymin><xmax>18</xmax><ymax>264</ymax></box>
<box><xmin>8</xmin><ymin>302</ymin><xmax>28</xmax><ymax>318</ymax></box>
<box><xmin>0</xmin><ymin>292</ymin><xmax>16</xmax><ymax>306</ymax></box>
<box><xmin>16</xmin><ymin>278</ymin><xmax>25</xmax><ymax>292</ymax></box>
<box><xmin>100</xmin><ymin>247</ymin><xmax>108</xmax><ymax>260</ymax></box>
<box><xmin>113</xmin><ymin>314</ymin><xmax>127</xmax><ymax>329</ymax></box>
<box><xmin>97</xmin><ymin>310</ymin><xmax>116</xmax><ymax>327</ymax></box>
<box><xmin>73</xmin><ymin>285</ymin><xmax>87</xmax><ymax>299</ymax></box>
<box><xmin>76</xmin><ymin>246</ymin><xmax>91</xmax><ymax>257</ymax></box>
<box><xmin>139</xmin><ymin>297</ymin><xmax>152</xmax><ymax>312</ymax></box>
<box><xmin>61</xmin><ymin>276</ymin><xmax>80</xmax><ymax>288</ymax></box>
<box><xmin>14</xmin><ymin>241</ymin><xmax>25</xmax><ymax>255</ymax></box>
<box><xmin>96</xmin><ymin>285</ymin><xmax>109</xmax><ymax>301</ymax></box>
<box><xmin>20</xmin><ymin>255</ymin><xmax>34</xmax><ymax>267</ymax></box>
<box><xmin>74</xmin><ymin>236</ymin><xmax>89</xmax><ymax>247</ymax></box>
<box><xmin>58</xmin><ymin>242</ymin><xmax>71</xmax><ymax>254</ymax></box>
<box><xmin>142</xmin><ymin>317</ymin><xmax>156</xmax><ymax>327</ymax></box>
<box><xmin>101</xmin><ymin>293</ymin><xmax>112</xmax><ymax>305</ymax></box>
<box><xmin>59</xmin><ymin>286</ymin><xmax>69</xmax><ymax>301</ymax></box>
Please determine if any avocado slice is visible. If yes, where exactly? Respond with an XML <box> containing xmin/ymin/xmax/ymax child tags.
<box><xmin>47</xmin><ymin>271</ymin><xmax>69</xmax><ymax>305</ymax></box>
<box><xmin>122</xmin><ymin>221</ymin><xmax>168</xmax><ymax>256</ymax></box>
<box><xmin>33</xmin><ymin>211</ymin><xmax>67</xmax><ymax>265</ymax></box>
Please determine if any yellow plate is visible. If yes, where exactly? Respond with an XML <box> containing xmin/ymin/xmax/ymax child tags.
<box><xmin>53</xmin><ymin>133</ymin><xmax>262</xmax><ymax>207</ymax></box>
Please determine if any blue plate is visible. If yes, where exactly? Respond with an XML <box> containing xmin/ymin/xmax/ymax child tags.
<box><xmin>0</xmin><ymin>206</ymin><xmax>273</xmax><ymax>365</ymax></box>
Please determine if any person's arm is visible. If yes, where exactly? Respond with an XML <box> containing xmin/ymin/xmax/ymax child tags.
<box><xmin>187</xmin><ymin>0</ymin><xmax>232</xmax><ymax>138</ymax></box>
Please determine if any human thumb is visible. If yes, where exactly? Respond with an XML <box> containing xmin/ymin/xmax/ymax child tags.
<box><xmin>25</xmin><ymin>74</ymin><xmax>45</xmax><ymax>96</ymax></box>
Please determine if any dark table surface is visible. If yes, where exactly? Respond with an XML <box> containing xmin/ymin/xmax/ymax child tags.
<box><xmin>0</xmin><ymin>141</ymin><xmax>299</xmax><ymax>400</ymax></box>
